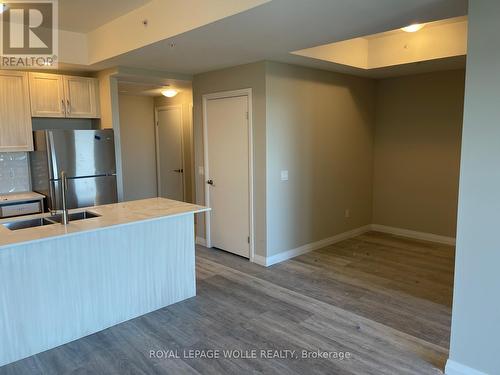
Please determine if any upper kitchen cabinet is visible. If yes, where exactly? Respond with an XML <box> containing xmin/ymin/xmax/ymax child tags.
<box><xmin>29</xmin><ymin>73</ymin><xmax>101</xmax><ymax>119</ymax></box>
<box><xmin>29</xmin><ymin>73</ymin><xmax>66</xmax><ymax>118</ymax></box>
<box><xmin>64</xmin><ymin>76</ymin><xmax>100</xmax><ymax>118</ymax></box>
<box><xmin>0</xmin><ymin>71</ymin><xmax>33</xmax><ymax>152</ymax></box>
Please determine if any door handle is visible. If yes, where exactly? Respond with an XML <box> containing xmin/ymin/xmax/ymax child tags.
<box><xmin>207</xmin><ymin>179</ymin><xmax>214</xmax><ymax>186</ymax></box>
<box><xmin>173</xmin><ymin>169</ymin><xmax>184</xmax><ymax>173</ymax></box>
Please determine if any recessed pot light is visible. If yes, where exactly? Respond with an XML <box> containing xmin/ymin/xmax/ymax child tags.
<box><xmin>401</xmin><ymin>23</ymin><xmax>425</xmax><ymax>33</ymax></box>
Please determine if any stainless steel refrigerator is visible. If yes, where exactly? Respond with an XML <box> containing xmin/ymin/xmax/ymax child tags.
<box><xmin>30</xmin><ymin>129</ymin><xmax>118</xmax><ymax>211</ymax></box>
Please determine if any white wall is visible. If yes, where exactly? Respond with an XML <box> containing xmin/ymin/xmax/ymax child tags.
<box><xmin>447</xmin><ymin>1</ymin><xmax>500</xmax><ymax>374</ymax></box>
<box><xmin>118</xmin><ymin>94</ymin><xmax>158</xmax><ymax>201</ymax></box>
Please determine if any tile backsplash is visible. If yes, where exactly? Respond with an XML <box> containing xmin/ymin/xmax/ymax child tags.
<box><xmin>0</xmin><ymin>152</ymin><xmax>30</xmax><ymax>194</ymax></box>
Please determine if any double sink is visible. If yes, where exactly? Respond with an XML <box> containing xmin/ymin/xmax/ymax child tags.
<box><xmin>2</xmin><ymin>211</ymin><xmax>100</xmax><ymax>231</ymax></box>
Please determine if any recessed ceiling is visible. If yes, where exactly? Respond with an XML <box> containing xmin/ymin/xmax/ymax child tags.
<box><xmin>59</xmin><ymin>0</ymin><xmax>152</xmax><ymax>33</ymax></box>
<box><xmin>292</xmin><ymin>16</ymin><xmax>467</xmax><ymax>71</ymax></box>
<box><xmin>89</xmin><ymin>0</ymin><xmax>468</xmax><ymax>78</ymax></box>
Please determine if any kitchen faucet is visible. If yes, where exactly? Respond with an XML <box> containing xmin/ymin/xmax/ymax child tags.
<box><xmin>60</xmin><ymin>171</ymin><xmax>69</xmax><ymax>225</ymax></box>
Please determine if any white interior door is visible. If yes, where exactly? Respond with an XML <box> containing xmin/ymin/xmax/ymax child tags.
<box><xmin>156</xmin><ymin>106</ymin><xmax>184</xmax><ymax>201</ymax></box>
<box><xmin>205</xmin><ymin>95</ymin><xmax>250</xmax><ymax>258</ymax></box>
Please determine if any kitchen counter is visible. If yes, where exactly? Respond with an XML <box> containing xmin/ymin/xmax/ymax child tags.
<box><xmin>0</xmin><ymin>198</ymin><xmax>209</xmax><ymax>367</ymax></box>
<box><xmin>0</xmin><ymin>197</ymin><xmax>208</xmax><ymax>249</ymax></box>
<box><xmin>0</xmin><ymin>191</ymin><xmax>45</xmax><ymax>203</ymax></box>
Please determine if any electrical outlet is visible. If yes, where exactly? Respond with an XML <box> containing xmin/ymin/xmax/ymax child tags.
<box><xmin>345</xmin><ymin>209</ymin><xmax>350</xmax><ymax>218</ymax></box>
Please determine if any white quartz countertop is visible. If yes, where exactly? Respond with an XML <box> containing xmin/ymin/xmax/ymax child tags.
<box><xmin>0</xmin><ymin>192</ymin><xmax>45</xmax><ymax>203</ymax></box>
<box><xmin>0</xmin><ymin>198</ymin><xmax>209</xmax><ymax>249</ymax></box>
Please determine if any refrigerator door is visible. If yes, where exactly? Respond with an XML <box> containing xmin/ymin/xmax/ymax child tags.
<box><xmin>46</xmin><ymin>129</ymin><xmax>116</xmax><ymax>179</ymax></box>
<box><xmin>49</xmin><ymin>175</ymin><xmax>117</xmax><ymax>210</ymax></box>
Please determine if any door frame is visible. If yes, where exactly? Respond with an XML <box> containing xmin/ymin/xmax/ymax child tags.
<box><xmin>154</xmin><ymin>105</ymin><xmax>186</xmax><ymax>201</ymax></box>
<box><xmin>202</xmin><ymin>88</ymin><xmax>255</xmax><ymax>262</ymax></box>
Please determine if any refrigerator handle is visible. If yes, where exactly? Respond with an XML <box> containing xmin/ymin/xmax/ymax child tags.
<box><xmin>48</xmin><ymin>181</ymin><xmax>56</xmax><ymax>214</ymax></box>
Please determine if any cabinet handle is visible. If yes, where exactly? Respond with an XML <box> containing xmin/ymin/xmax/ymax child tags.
<box><xmin>61</xmin><ymin>100</ymin><xmax>65</xmax><ymax>114</ymax></box>
<box><xmin>66</xmin><ymin>99</ymin><xmax>71</xmax><ymax>114</ymax></box>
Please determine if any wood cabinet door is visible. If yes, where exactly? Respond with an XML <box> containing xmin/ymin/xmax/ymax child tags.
<box><xmin>64</xmin><ymin>76</ymin><xmax>100</xmax><ymax>118</ymax></box>
<box><xmin>0</xmin><ymin>71</ymin><xmax>33</xmax><ymax>152</ymax></box>
<box><xmin>29</xmin><ymin>72</ymin><xmax>66</xmax><ymax>118</ymax></box>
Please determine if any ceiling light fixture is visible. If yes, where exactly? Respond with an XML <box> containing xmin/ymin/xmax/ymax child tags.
<box><xmin>161</xmin><ymin>89</ymin><xmax>179</xmax><ymax>98</ymax></box>
<box><xmin>0</xmin><ymin>3</ymin><xmax>6</xmax><ymax>14</ymax></box>
<box><xmin>401</xmin><ymin>23</ymin><xmax>425</xmax><ymax>33</ymax></box>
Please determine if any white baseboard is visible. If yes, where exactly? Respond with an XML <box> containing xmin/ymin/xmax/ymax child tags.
<box><xmin>255</xmin><ymin>225</ymin><xmax>372</xmax><ymax>267</ymax></box>
<box><xmin>195</xmin><ymin>236</ymin><xmax>206</xmax><ymax>246</ymax></box>
<box><xmin>445</xmin><ymin>359</ymin><xmax>488</xmax><ymax>375</ymax></box>
<box><xmin>205</xmin><ymin>224</ymin><xmax>454</xmax><ymax>267</ymax></box>
<box><xmin>370</xmin><ymin>224</ymin><xmax>456</xmax><ymax>245</ymax></box>
<box><xmin>252</xmin><ymin>254</ymin><xmax>267</xmax><ymax>267</ymax></box>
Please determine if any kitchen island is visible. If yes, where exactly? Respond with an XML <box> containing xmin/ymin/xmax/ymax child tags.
<box><xmin>0</xmin><ymin>198</ymin><xmax>208</xmax><ymax>367</ymax></box>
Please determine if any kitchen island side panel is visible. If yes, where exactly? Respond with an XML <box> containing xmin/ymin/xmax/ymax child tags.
<box><xmin>0</xmin><ymin>214</ymin><xmax>196</xmax><ymax>367</ymax></box>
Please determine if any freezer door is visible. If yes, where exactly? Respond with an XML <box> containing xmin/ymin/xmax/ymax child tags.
<box><xmin>49</xmin><ymin>175</ymin><xmax>117</xmax><ymax>210</ymax></box>
<box><xmin>47</xmin><ymin>129</ymin><xmax>116</xmax><ymax>179</ymax></box>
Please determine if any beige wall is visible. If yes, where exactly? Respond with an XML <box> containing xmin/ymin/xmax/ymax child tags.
<box><xmin>373</xmin><ymin>69</ymin><xmax>465</xmax><ymax>237</ymax></box>
<box><xmin>192</xmin><ymin>62</ymin><xmax>267</xmax><ymax>256</ymax></box>
<box><xmin>118</xmin><ymin>94</ymin><xmax>158</xmax><ymax>201</ymax></box>
<box><xmin>265</xmin><ymin>62</ymin><xmax>376</xmax><ymax>255</ymax></box>
<box><xmin>192</xmin><ymin>61</ymin><xmax>464</xmax><ymax>259</ymax></box>
<box><xmin>154</xmin><ymin>89</ymin><xmax>195</xmax><ymax>203</ymax></box>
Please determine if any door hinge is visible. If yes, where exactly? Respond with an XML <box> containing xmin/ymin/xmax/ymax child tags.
<box><xmin>247</xmin><ymin>236</ymin><xmax>250</xmax><ymax>244</ymax></box>
<box><xmin>246</xmin><ymin>111</ymin><xmax>249</xmax><ymax>120</ymax></box>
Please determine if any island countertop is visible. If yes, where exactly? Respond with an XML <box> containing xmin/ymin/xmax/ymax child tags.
<box><xmin>0</xmin><ymin>198</ymin><xmax>209</xmax><ymax>249</ymax></box>
<box><xmin>1</xmin><ymin>197</ymin><xmax>208</xmax><ymax>367</ymax></box>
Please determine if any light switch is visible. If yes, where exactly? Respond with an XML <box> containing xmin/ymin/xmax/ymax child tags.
<box><xmin>280</xmin><ymin>170</ymin><xmax>289</xmax><ymax>181</ymax></box>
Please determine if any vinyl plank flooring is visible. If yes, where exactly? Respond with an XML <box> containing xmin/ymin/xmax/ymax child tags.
<box><xmin>1</xmin><ymin>231</ymin><xmax>454</xmax><ymax>375</ymax></box>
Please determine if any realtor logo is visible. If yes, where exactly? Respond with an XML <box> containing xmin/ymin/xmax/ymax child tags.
<box><xmin>0</xmin><ymin>0</ymin><xmax>58</xmax><ymax>68</ymax></box>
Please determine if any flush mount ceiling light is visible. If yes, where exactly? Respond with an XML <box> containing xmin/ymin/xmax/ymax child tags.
<box><xmin>161</xmin><ymin>88</ymin><xmax>179</xmax><ymax>98</ymax></box>
<box><xmin>401</xmin><ymin>23</ymin><xmax>425</xmax><ymax>33</ymax></box>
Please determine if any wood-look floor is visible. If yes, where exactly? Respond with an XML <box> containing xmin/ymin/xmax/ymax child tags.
<box><xmin>0</xmin><ymin>232</ymin><xmax>454</xmax><ymax>375</ymax></box>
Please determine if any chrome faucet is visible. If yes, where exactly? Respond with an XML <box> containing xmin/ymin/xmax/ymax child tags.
<box><xmin>60</xmin><ymin>171</ymin><xmax>69</xmax><ymax>225</ymax></box>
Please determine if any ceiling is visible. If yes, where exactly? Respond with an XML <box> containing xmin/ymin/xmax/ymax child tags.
<box><xmin>292</xmin><ymin>16</ymin><xmax>467</xmax><ymax>71</ymax></box>
<box><xmin>90</xmin><ymin>0</ymin><xmax>468</xmax><ymax>77</ymax></box>
<box><xmin>59</xmin><ymin>0</ymin><xmax>152</xmax><ymax>33</ymax></box>
<box><xmin>117</xmin><ymin>79</ymin><xmax>192</xmax><ymax>97</ymax></box>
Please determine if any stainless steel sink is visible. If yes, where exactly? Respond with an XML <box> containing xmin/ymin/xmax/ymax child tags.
<box><xmin>2</xmin><ymin>211</ymin><xmax>100</xmax><ymax>231</ymax></box>
<box><xmin>50</xmin><ymin>211</ymin><xmax>101</xmax><ymax>223</ymax></box>
<box><xmin>2</xmin><ymin>218</ymin><xmax>58</xmax><ymax>231</ymax></box>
